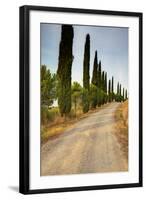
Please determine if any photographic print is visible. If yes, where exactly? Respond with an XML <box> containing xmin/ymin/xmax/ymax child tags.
<box><xmin>40</xmin><ymin>24</ymin><xmax>129</xmax><ymax>176</ymax></box>
<box><xmin>19</xmin><ymin>6</ymin><xmax>142</xmax><ymax>194</ymax></box>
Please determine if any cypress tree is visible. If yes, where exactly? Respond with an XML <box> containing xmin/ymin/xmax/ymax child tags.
<box><xmin>104</xmin><ymin>72</ymin><xmax>107</xmax><ymax>103</ymax></box>
<box><xmin>125</xmin><ymin>89</ymin><xmax>128</xmax><ymax>99</ymax></box>
<box><xmin>108</xmin><ymin>79</ymin><xmax>111</xmax><ymax>102</ymax></box>
<box><xmin>116</xmin><ymin>82</ymin><xmax>119</xmax><ymax>102</ymax></box>
<box><xmin>98</xmin><ymin>60</ymin><xmax>102</xmax><ymax>89</ymax></box>
<box><xmin>101</xmin><ymin>71</ymin><xmax>105</xmax><ymax>104</ymax></box>
<box><xmin>101</xmin><ymin>71</ymin><xmax>105</xmax><ymax>90</ymax></box>
<box><xmin>123</xmin><ymin>88</ymin><xmax>125</xmax><ymax>101</ymax></box>
<box><xmin>91</xmin><ymin>50</ymin><xmax>98</xmax><ymax>86</ymax></box>
<box><xmin>83</xmin><ymin>34</ymin><xmax>90</xmax><ymax>112</ymax></box>
<box><xmin>90</xmin><ymin>84</ymin><xmax>98</xmax><ymax>109</ymax></box>
<box><xmin>119</xmin><ymin>84</ymin><xmax>122</xmax><ymax>102</ymax></box>
<box><xmin>105</xmin><ymin>73</ymin><xmax>107</xmax><ymax>93</ymax></box>
<box><xmin>97</xmin><ymin>60</ymin><xmax>102</xmax><ymax>106</ymax></box>
<box><xmin>117</xmin><ymin>82</ymin><xmax>119</xmax><ymax>95</ymax></box>
<box><xmin>119</xmin><ymin>84</ymin><xmax>122</xmax><ymax>97</ymax></box>
<box><xmin>112</xmin><ymin>76</ymin><xmax>114</xmax><ymax>101</ymax></box>
<box><xmin>57</xmin><ymin>25</ymin><xmax>74</xmax><ymax>116</ymax></box>
<box><xmin>83</xmin><ymin>34</ymin><xmax>90</xmax><ymax>91</ymax></box>
<box><xmin>91</xmin><ymin>50</ymin><xmax>98</xmax><ymax>108</ymax></box>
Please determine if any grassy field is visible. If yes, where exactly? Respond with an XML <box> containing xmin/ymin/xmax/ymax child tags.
<box><xmin>114</xmin><ymin>100</ymin><xmax>128</xmax><ymax>160</ymax></box>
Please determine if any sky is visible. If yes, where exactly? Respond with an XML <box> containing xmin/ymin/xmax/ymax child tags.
<box><xmin>40</xmin><ymin>23</ymin><xmax>128</xmax><ymax>92</ymax></box>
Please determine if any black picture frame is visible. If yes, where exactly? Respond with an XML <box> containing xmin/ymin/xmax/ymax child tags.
<box><xmin>19</xmin><ymin>5</ymin><xmax>143</xmax><ymax>194</ymax></box>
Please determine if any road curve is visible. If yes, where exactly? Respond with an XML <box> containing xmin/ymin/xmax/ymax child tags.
<box><xmin>41</xmin><ymin>102</ymin><xmax>128</xmax><ymax>176</ymax></box>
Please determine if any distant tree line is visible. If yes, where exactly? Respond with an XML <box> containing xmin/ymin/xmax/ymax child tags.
<box><xmin>41</xmin><ymin>24</ymin><xmax>128</xmax><ymax>118</ymax></box>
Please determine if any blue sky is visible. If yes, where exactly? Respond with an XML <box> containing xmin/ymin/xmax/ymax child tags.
<box><xmin>40</xmin><ymin>23</ymin><xmax>128</xmax><ymax>92</ymax></box>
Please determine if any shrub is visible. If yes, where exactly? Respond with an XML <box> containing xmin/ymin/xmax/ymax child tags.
<box><xmin>82</xmin><ymin>88</ymin><xmax>89</xmax><ymax>113</ymax></box>
<box><xmin>90</xmin><ymin>84</ymin><xmax>98</xmax><ymax>109</ymax></box>
<box><xmin>41</xmin><ymin>106</ymin><xmax>59</xmax><ymax>124</ymax></box>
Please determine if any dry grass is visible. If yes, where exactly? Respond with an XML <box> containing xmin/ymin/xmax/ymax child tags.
<box><xmin>41</xmin><ymin>121</ymin><xmax>75</xmax><ymax>144</ymax></box>
<box><xmin>114</xmin><ymin>101</ymin><xmax>128</xmax><ymax>160</ymax></box>
<box><xmin>41</xmin><ymin>103</ymin><xmax>110</xmax><ymax>144</ymax></box>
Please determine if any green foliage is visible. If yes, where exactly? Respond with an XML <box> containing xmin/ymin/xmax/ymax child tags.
<box><xmin>71</xmin><ymin>82</ymin><xmax>82</xmax><ymax>116</ymax></box>
<box><xmin>41</xmin><ymin>65</ymin><xmax>57</xmax><ymax>107</ymax></box>
<box><xmin>83</xmin><ymin>34</ymin><xmax>90</xmax><ymax>91</ymax></box>
<box><xmin>100</xmin><ymin>89</ymin><xmax>104</xmax><ymax>105</ymax></box>
<box><xmin>101</xmin><ymin>71</ymin><xmax>105</xmax><ymax>90</ymax></box>
<box><xmin>115</xmin><ymin>82</ymin><xmax>127</xmax><ymax>102</ymax></box>
<box><xmin>97</xmin><ymin>88</ymin><xmax>106</xmax><ymax>106</ymax></box>
<box><xmin>115</xmin><ymin>82</ymin><xmax>120</xmax><ymax>102</ymax></box>
<box><xmin>91</xmin><ymin>51</ymin><xmax>98</xmax><ymax>86</ymax></box>
<box><xmin>98</xmin><ymin>61</ymin><xmax>102</xmax><ymax>89</ymax></box>
<box><xmin>57</xmin><ymin>25</ymin><xmax>74</xmax><ymax>116</ymax></box>
<box><xmin>90</xmin><ymin>84</ymin><xmax>98</xmax><ymax>109</ymax></box>
<box><xmin>104</xmin><ymin>72</ymin><xmax>107</xmax><ymax>92</ymax></box>
<box><xmin>119</xmin><ymin>84</ymin><xmax>122</xmax><ymax>96</ymax></box>
<box><xmin>115</xmin><ymin>94</ymin><xmax>123</xmax><ymax>102</ymax></box>
<box><xmin>117</xmin><ymin>82</ymin><xmax>119</xmax><ymax>95</ymax></box>
<box><xmin>41</xmin><ymin>106</ymin><xmax>59</xmax><ymax>124</ymax></box>
<box><xmin>41</xmin><ymin>106</ymin><xmax>48</xmax><ymax>124</ymax></box>
<box><xmin>111</xmin><ymin>76</ymin><xmax>114</xmax><ymax>101</ymax></box>
<box><xmin>125</xmin><ymin>89</ymin><xmax>128</xmax><ymax>99</ymax></box>
<box><xmin>83</xmin><ymin>34</ymin><xmax>90</xmax><ymax>112</ymax></box>
<box><xmin>112</xmin><ymin>76</ymin><xmax>114</xmax><ymax>93</ymax></box>
<box><xmin>123</xmin><ymin>88</ymin><xmax>125</xmax><ymax>101</ymax></box>
<box><xmin>41</xmin><ymin>28</ymin><xmax>129</xmax><ymax>122</ymax></box>
<box><xmin>96</xmin><ymin>61</ymin><xmax>108</xmax><ymax>106</ymax></box>
<box><xmin>97</xmin><ymin>88</ymin><xmax>101</xmax><ymax>107</ymax></box>
<box><xmin>108</xmin><ymin>79</ymin><xmax>112</xmax><ymax>102</ymax></box>
<box><xmin>104</xmin><ymin>72</ymin><xmax>107</xmax><ymax>103</ymax></box>
<box><xmin>82</xmin><ymin>88</ymin><xmax>90</xmax><ymax>113</ymax></box>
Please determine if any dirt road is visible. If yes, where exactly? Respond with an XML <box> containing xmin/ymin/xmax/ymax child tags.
<box><xmin>41</xmin><ymin>102</ymin><xmax>128</xmax><ymax>176</ymax></box>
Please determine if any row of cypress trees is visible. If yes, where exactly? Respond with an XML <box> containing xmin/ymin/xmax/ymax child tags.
<box><xmin>57</xmin><ymin>25</ymin><xmax>128</xmax><ymax>116</ymax></box>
